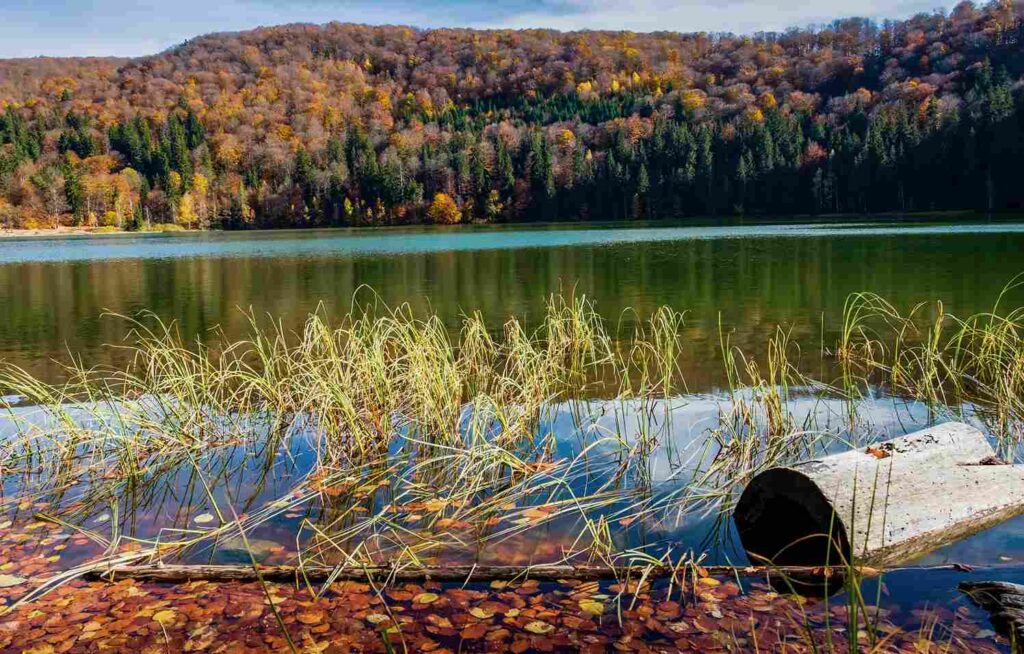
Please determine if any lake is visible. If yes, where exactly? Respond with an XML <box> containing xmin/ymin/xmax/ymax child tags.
<box><xmin>1</xmin><ymin>219</ymin><xmax>1023</xmax><ymax>651</ymax></box>
<box><xmin>2</xmin><ymin>219</ymin><xmax>1023</xmax><ymax>388</ymax></box>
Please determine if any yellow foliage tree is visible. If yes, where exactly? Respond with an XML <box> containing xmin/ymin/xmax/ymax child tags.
<box><xmin>680</xmin><ymin>89</ymin><xmax>706</xmax><ymax>113</ymax></box>
<box><xmin>178</xmin><ymin>192</ymin><xmax>197</xmax><ymax>228</ymax></box>
<box><xmin>192</xmin><ymin>173</ymin><xmax>210</xmax><ymax>227</ymax></box>
<box><xmin>427</xmin><ymin>192</ymin><xmax>461</xmax><ymax>224</ymax></box>
<box><xmin>742</xmin><ymin>106</ymin><xmax>765</xmax><ymax>125</ymax></box>
<box><xmin>757</xmin><ymin>92</ymin><xmax>777</xmax><ymax>110</ymax></box>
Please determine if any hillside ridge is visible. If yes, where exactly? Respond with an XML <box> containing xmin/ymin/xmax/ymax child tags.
<box><xmin>0</xmin><ymin>1</ymin><xmax>1022</xmax><ymax>229</ymax></box>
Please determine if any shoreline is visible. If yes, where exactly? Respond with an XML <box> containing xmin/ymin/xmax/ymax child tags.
<box><xmin>0</xmin><ymin>225</ymin><xmax>194</xmax><ymax>239</ymax></box>
<box><xmin>0</xmin><ymin>210</ymin><xmax>1015</xmax><ymax>241</ymax></box>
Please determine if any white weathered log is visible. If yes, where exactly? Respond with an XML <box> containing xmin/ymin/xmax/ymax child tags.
<box><xmin>735</xmin><ymin>422</ymin><xmax>1024</xmax><ymax>567</ymax></box>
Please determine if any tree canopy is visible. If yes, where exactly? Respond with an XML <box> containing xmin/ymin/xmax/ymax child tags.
<box><xmin>1</xmin><ymin>1</ymin><xmax>1023</xmax><ymax>229</ymax></box>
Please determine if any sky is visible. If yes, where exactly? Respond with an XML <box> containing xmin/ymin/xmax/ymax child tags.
<box><xmin>0</xmin><ymin>0</ymin><xmax>953</xmax><ymax>59</ymax></box>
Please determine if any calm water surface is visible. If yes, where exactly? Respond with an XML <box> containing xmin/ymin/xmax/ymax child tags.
<box><xmin>2</xmin><ymin>220</ymin><xmax>1024</xmax><ymax>643</ymax></box>
<box><xmin>1</xmin><ymin>219</ymin><xmax>1023</xmax><ymax>387</ymax></box>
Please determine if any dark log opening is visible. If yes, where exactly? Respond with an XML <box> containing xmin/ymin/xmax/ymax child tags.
<box><xmin>734</xmin><ymin>468</ymin><xmax>850</xmax><ymax>567</ymax></box>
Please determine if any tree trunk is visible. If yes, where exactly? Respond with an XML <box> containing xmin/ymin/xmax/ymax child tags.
<box><xmin>734</xmin><ymin>422</ymin><xmax>1024</xmax><ymax>567</ymax></box>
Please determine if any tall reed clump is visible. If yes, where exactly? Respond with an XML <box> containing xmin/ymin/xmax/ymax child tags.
<box><xmin>838</xmin><ymin>277</ymin><xmax>1024</xmax><ymax>456</ymax></box>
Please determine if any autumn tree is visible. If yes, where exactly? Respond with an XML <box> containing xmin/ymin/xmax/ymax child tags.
<box><xmin>427</xmin><ymin>192</ymin><xmax>461</xmax><ymax>224</ymax></box>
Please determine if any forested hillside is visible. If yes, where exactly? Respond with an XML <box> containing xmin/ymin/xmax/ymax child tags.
<box><xmin>1</xmin><ymin>0</ymin><xmax>1023</xmax><ymax>229</ymax></box>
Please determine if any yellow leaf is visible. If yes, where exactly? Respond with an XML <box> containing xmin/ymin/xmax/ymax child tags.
<box><xmin>698</xmin><ymin>577</ymin><xmax>720</xmax><ymax>587</ymax></box>
<box><xmin>413</xmin><ymin>592</ymin><xmax>439</xmax><ymax>604</ymax></box>
<box><xmin>423</xmin><ymin>499</ymin><xmax>447</xmax><ymax>512</ymax></box>
<box><xmin>524</xmin><ymin>620</ymin><xmax>554</xmax><ymax>634</ymax></box>
<box><xmin>153</xmin><ymin>609</ymin><xmax>177</xmax><ymax>625</ymax></box>
<box><xmin>469</xmin><ymin>607</ymin><xmax>494</xmax><ymax>619</ymax></box>
<box><xmin>578</xmin><ymin>599</ymin><xmax>604</xmax><ymax>614</ymax></box>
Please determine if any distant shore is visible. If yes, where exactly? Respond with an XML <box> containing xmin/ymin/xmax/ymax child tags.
<box><xmin>0</xmin><ymin>225</ymin><xmax>192</xmax><ymax>239</ymax></box>
<box><xmin>0</xmin><ymin>211</ymin><xmax>1014</xmax><ymax>241</ymax></box>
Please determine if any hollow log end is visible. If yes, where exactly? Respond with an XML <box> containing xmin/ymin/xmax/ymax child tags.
<box><xmin>734</xmin><ymin>467</ymin><xmax>850</xmax><ymax>567</ymax></box>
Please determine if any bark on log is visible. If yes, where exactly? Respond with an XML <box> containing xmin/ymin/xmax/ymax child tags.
<box><xmin>734</xmin><ymin>422</ymin><xmax>1024</xmax><ymax>567</ymax></box>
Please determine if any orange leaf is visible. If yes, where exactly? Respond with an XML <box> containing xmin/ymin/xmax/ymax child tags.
<box><xmin>866</xmin><ymin>446</ymin><xmax>890</xmax><ymax>459</ymax></box>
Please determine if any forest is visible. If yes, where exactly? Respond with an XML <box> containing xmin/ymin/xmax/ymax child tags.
<box><xmin>0</xmin><ymin>0</ymin><xmax>1022</xmax><ymax>230</ymax></box>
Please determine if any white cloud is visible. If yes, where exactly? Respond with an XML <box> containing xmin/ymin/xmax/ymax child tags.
<box><xmin>0</xmin><ymin>0</ymin><xmax>955</xmax><ymax>59</ymax></box>
<box><xmin>486</xmin><ymin>0</ymin><xmax>949</xmax><ymax>33</ymax></box>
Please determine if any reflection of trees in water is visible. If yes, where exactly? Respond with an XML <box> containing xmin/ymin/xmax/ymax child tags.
<box><xmin>0</xmin><ymin>230</ymin><xmax>1021</xmax><ymax>387</ymax></box>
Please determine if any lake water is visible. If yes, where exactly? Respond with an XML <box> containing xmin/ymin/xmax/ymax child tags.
<box><xmin>1</xmin><ymin>219</ymin><xmax>1024</xmax><ymax>649</ymax></box>
<box><xmin>1</xmin><ymin>219</ymin><xmax>1023</xmax><ymax>388</ymax></box>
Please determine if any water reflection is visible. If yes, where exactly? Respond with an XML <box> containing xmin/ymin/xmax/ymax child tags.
<box><xmin>3</xmin><ymin>388</ymin><xmax>997</xmax><ymax>570</ymax></box>
<box><xmin>1</xmin><ymin>222</ymin><xmax>1022</xmax><ymax>388</ymax></box>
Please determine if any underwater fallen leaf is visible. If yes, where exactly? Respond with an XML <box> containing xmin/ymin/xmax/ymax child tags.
<box><xmin>152</xmin><ymin>609</ymin><xmax>177</xmax><ymax>625</ymax></box>
<box><xmin>524</xmin><ymin>620</ymin><xmax>554</xmax><ymax>634</ymax></box>
<box><xmin>193</xmin><ymin>513</ymin><xmax>215</xmax><ymax>525</ymax></box>
<box><xmin>578</xmin><ymin>599</ymin><xmax>604</xmax><ymax>614</ymax></box>
<box><xmin>413</xmin><ymin>592</ymin><xmax>439</xmax><ymax>604</ymax></box>
<box><xmin>460</xmin><ymin>623</ymin><xmax>488</xmax><ymax>639</ymax></box>
<box><xmin>0</xmin><ymin>574</ymin><xmax>26</xmax><ymax>587</ymax></box>
<box><xmin>423</xmin><ymin>499</ymin><xmax>447</xmax><ymax>512</ymax></box>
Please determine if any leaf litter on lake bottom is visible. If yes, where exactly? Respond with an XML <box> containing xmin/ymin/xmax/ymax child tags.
<box><xmin>0</xmin><ymin>518</ymin><xmax>1010</xmax><ymax>653</ymax></box>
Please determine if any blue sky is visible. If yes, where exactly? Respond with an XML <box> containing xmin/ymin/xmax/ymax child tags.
<box><xmin>0</xmin><ymin>0</ymin><xmax>951</xmax><ymax>58</ymax></box>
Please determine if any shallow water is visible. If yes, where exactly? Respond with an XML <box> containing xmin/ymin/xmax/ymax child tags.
<box><xmin>4</xmin><ymin>390</ymin><xmax>1017</xmax><ymax>569</ymax></box>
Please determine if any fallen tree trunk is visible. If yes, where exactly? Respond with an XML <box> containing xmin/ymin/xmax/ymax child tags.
<box><xmin>82</xmin><ymin>561</ymin><xmax>975</xmax><ymax>583</ymax></box>
<box><xmin>734</xmin><ymin>422</ymin><xmax>1024</xmax><ymax>567</ymax></box>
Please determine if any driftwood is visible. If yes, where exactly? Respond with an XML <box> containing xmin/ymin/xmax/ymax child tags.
<box><xmin>82</xmin><ymin>562</ymin><xmax>980</xmax><ymax>584</ymax></box>
<box><xmin>84</xmin><ymin>563</ymin><xmax>783</xmax><ymax>583</ymax></box>
<box><xmin>734</xmin><ymin>422</ymin><xmax>1024</xmax><ymax>567</ymax></box>
<box><xmin>959</xmin><ymin>581</ymin><xmax>1024</xmax><ymax>651</ymax></box>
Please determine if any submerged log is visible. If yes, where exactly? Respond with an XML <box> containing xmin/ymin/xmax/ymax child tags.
<box><xmin>959</xmin><ymin>580</ymin><xmax>1024</xmax><ymax>651</ymax></box>
<box><xmin>82</xmin><ymin>561</ymin><xmax>985</xmax><ymax>584</ymax></box>
<box><xmin>85</xmin><ymin>562</ymin><xmax>901</xmax><ymax>583</ymax></box>
<box><xmin>734</xmin><ymin>422</ymin><xmax>1024</xmax><ymax>567</ymax></box>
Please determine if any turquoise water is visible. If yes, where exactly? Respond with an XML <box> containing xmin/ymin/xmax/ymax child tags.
<box><xmin>3</xmin><ymin>221</ymin><xmax>1024</xmax><ymax>263</ymax></box>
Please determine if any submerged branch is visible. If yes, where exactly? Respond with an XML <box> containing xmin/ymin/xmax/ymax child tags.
<box><xmin>84</xmin><ymin>561</ymin><xmax>979</xmax><ymax>583</ymax></box>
